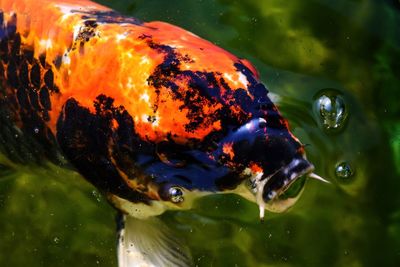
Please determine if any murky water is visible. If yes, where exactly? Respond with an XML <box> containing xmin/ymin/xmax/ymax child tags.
<box><xmin>1</xmin><ymin>0</ymin><xmax>399</xmax><ymax>266</ymax></box>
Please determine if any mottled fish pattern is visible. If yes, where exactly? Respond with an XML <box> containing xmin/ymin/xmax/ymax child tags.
<box><xmin>0</xmin><ymin>0</ymin><xmax>313</xmax><ymax>218</ymax></box>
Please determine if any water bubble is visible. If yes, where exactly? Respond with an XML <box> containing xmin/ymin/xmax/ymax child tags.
<box><xmin>168</xmin><ymin>186</ymin><xmax>184</xmax><ymax>203</ymax></box>
<box><xmin>335</xmin><ymin>162</ymin><xmax>354</xmax><ymax>182</ymax></box>
<box><xmin>314</xmin><ymin>89</ymin><xmax>348</xmax><ymax>132</ymax></box>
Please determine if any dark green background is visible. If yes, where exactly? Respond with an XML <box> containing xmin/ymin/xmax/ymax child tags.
<box><xmin>1</xmin><ymin>0</ymin><xmax>399</xmax><ymax>266</ymax></box>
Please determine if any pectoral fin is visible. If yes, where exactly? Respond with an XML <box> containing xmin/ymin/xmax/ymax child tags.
<box><xmin>117</xmin><ymin>214</ymin><xmax>192</xmax><ymax>267</ymax></box>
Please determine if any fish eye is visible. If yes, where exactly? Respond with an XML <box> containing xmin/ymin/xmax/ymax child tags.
<box><xmin>168</xmin><ymin>186</ymin><xmax>184</xmax><ymax>203</ymax></box>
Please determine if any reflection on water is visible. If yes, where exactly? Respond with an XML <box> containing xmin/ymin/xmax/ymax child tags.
<box><xmin>1</xmin><ymin>0</ymin><xmax>399</xmax><ymax>266</ymax></box>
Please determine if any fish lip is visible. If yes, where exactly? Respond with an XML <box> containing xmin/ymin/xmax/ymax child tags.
<box><xmin>254</xmin><ymin>157</ymin><xmax>314</xmax><ymax>210</ymax></box>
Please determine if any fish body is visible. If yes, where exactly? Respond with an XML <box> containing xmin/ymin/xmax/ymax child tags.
<box><xmin>0</xmin><ymin>0</ymin><xmax>320</xmax><ymax>266</ymax></box>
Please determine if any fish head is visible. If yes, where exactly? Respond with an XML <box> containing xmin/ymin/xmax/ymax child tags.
<box><xmin>112</xmin><ymin>55</ymin><xmax>316</xmax><ymax>218</ymax></box>
<box><xmin>151</xmin><ymin>119</ymin><xmax>314</xmax><ymax>212</ymax></box>
<box><xmin>211</xmin><ymin>116</ymin><xmax>315</xmax><ymax>216</ymax></box>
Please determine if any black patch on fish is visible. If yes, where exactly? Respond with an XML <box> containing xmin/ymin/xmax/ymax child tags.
<box><xmin>0</xmin><ymin>12</ymin><xmax>3</xmax><ymax>32</ymax></box>
<box><xmin>39</xmin><ymin>86</ymin><xmax>51</xmax><ymax>110</ymax></box>
<box><xmin>53</xmin><ymin>55</ymin><xmax>63</xmax><ymax>69</ymax></box>
<box><xmin>44</xmin><ymin>69</ymin><xmax>54</xmax><ymax>90</ymax></box>
<box><xmin>39</xmin><ymin>53</ymin><xmax>47</xmax><ymax>68</ymax></box>
<box><xmin>84</xmin><ymin>19</ymin><xmax>98</xmax><ymax>28</ymax></box>
<box><xmin>6</xmin><ymin>59</ymin><xmax>19</xmax><ymax>88</ymax></box>
<box><xmin>78</xmin><ymin>22</ymin><xmax>97</xmax><ymax>42</ymax></box>
<box><xmin>145</xmin><ymin>37</ymin><xmax>252</xmax><ymax>144</ymax></box>
<box><xmin>56</xmin><ymin>96</ymin><xmax>153</xmax><ymax>204</ymax></box>
<box><xmin>30</xmin><ymin>61</ymin><xmax>41</xmax><ymax>88</ymax></box>
<box><xmin>16</xmin><ymin>86</ymin><xmax>30</xmax><ymax>109</ymax></box>
<box><xmin>10</xmin><ymin>32</ymin><xmax>21</xmax><ymax>56</ymax></box>
<box><xmin>19</xmin><ymin>60</ymin><xmax>29</xmax><ymax>85</ymax></box>
<box><xmin>74</xmin><ymin>10</ymin><xmax>143</xmax><ymax>25</ymax></box>
<box><xmin>69</xmin><ymin>19</ymin><xmax>99</xmax><ymax>53</ymax></box>
<box><xmin>28</xmin><ymin>86</ymin><xmax>41</xmax><ymax>111</ymax></box>
<box><xmin>22</xmin><ymin>48</ymin><xmax>34</xmax><ymax>64</ymax></box>
<box><xmin>0</xmin><ymin>13</ymin><xmax>62</xmax><ymax>164</ymax></box>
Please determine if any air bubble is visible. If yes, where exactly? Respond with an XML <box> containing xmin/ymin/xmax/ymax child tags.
<box><xmin>54</xmin><ymin>237</ymin><xmax>60</xmax><ymax>244</ymax></box>
<box><xmin>168</xmin><ymin>186</ymin><xmax>184</xmax><ymax>203</ymax></box>
<box><xmin>34</xmin><ymin>128</ymin><xmax>39</xmax><ymax>134</ymax></box>
<box><xmin>335</xmin><ymin>162</ymin><xmax>354</xmax><ymax>182</ymax></box>
<box><xmin>314</xmin><ymin>89</ymin><xmax>348</xmax><ymax>132</ymax></box>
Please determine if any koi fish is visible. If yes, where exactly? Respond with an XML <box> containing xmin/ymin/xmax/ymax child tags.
<box><xmin>0</xmin><ymin>0</ymin><xmax>328</xmax><ymax>266</ymax></box>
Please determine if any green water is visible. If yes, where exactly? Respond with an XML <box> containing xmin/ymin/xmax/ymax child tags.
<box><xmin>1</xmin><ymin>0</ymin><xmax>399</xmax><ymax>266</ymax></box>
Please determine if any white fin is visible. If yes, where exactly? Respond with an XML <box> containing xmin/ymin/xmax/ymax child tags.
<box><xmin>117</xmin><ymin>215</ymin><xmax>192</xmax><ymax>267</ymax></box>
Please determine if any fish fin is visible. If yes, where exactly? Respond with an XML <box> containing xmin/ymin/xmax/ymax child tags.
<box><xmin>117</xmin><ymin>214</ymin><xmax>192</xmax><ymax>267</ymax></box>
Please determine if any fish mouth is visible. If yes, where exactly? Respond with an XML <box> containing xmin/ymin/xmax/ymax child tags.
<box><xmin>250</xmin><ymin>157</ymin><xmax>322</xmax><ymax>219</ymax></box>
